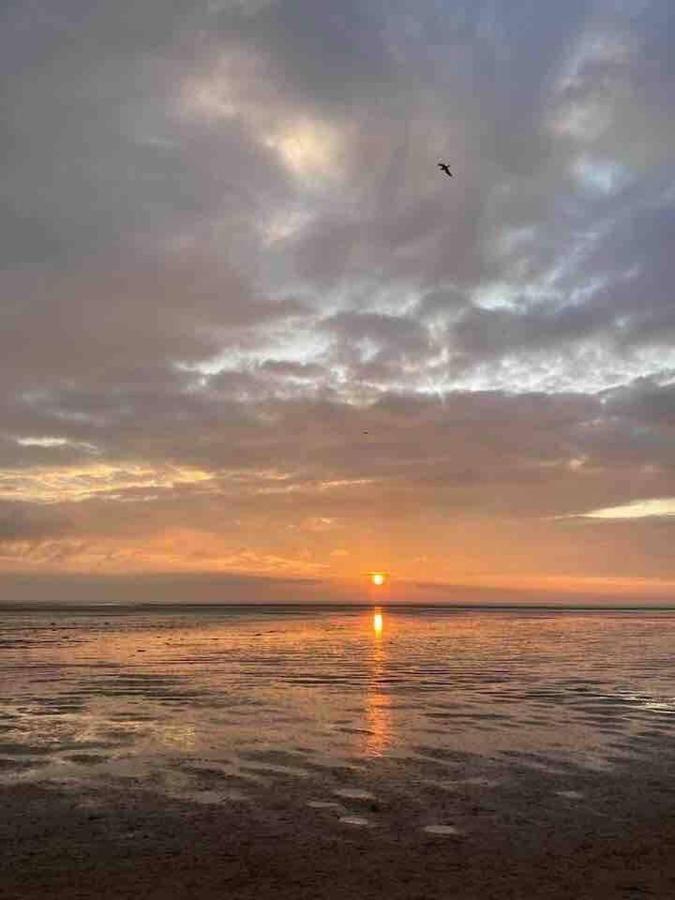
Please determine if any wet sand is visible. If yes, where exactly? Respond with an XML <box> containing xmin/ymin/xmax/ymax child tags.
<box><xmin>3</xmin><ymin>755</ymin><xmax>675</xmax><ymax>900</ymax></box>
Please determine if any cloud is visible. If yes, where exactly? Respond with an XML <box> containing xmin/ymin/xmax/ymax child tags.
<box><xmin>0</xmin><ymin>501</ymin><xmax>71</xmax><ymax>542</ymax></box>
<box><xmin>1</xmin><ymin>0</ymin><xmax>675</xmax><ymax>594</ymax></box>
<box><xmin>577</xmin><ymin>498</ymin><xmax>675</xmax><ymax>520</ymax></box>
<box><xmin>0</xmin><ymin>570</ymin><xmax>329</xmax><ymax>606</ymax></box>
<box><xmin>0</xmin><ymin>462</ymin><xmax>215</xmax><ymax>505</ymax></box>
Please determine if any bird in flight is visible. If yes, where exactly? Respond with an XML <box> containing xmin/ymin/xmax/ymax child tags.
<box><xmin>438</xmin><ymin>162</ymin><xmax>453</xmax><ymax>178</ymax></box>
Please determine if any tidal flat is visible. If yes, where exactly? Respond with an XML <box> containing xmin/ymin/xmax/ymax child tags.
<box><xmin>2</xmin><ymin>605</ymin><xmax>675</xmax><ymax>898</ymax></box>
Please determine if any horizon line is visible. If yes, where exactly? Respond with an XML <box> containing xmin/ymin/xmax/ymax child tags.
<box><xmin>2</xmin><ymin>601</ymin><xmax>675</xmax><ymax>612</ymax></box>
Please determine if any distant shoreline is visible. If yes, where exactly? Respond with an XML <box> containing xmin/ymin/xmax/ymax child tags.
<box><xmin>2</xmin><ymin>602</ymin><xmax>675</xmax><ymax>612</ymax></box>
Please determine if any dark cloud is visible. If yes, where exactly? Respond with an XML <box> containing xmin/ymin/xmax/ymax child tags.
<box><xmin>0</xmin><ymin>570</ymin><xmax>328</xmax><ymax>606</ymax></box>
<box><xmin>0</xmin><ymin>502</ymin><xmax>71</xmax><ymax>542</ymax></box>
<box><xmin>452</xmin><ymin>302</ymin><xmax>607</xmax><ymax>359</ymax></box>
<box><xmin>212</xmin><ymin>0</ymin><xmax>396</xmax><ymax>110</ymax></box>
<box><xmin>603</xmin><ymin>376</ymin><xmax>675</xmax><ymax>426</ymax></box>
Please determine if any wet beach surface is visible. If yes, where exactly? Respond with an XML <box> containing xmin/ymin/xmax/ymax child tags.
<box><xmin>2</xmin><ymin>606</ymin><xmax>675</xmax><ymax>897</ymax></box>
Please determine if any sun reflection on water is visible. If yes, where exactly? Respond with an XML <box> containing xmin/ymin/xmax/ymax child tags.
<box><xmin>364</xmin><ymin>609</ymin><xmax>392</xmax><ymax>758</ymax></box>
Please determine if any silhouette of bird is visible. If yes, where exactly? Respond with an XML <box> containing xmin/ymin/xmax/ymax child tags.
<box><xmin>438</xmin><ymin>162</ymin><xmax>453</xmax><ymax>178</ymax></box>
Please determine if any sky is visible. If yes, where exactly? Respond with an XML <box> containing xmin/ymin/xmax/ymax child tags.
<box><xmin>1</xmin><ymin>0</ymin><xmax>675</xmax><ymax>604</ymax></box>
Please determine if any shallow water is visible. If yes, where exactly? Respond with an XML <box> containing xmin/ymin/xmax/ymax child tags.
<box><xmin>2</xmin><ymin>605</ymin><xmax>675</xmax><ymax>829</ymax></box>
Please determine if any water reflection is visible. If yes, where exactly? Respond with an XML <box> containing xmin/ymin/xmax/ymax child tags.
<box><xmin>3</xmin><ymin>607</ymin><xmax>675</xmax><ymax>795</ymax></box>
<box><xmin>364</xmin><ymin>609</ymin><xmax>393</xmax><ymax>757</ymax></box>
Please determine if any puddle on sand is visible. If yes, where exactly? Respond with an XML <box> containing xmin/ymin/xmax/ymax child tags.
<box><xmin>333</xmin><ymin>788</ymin><xmax>375</xmax><ymax>801</ymax></box>
<box><xmin>339</xmin><ymin>815</ymin><xmax>372</xmax><ymax>827</ymax></box>
<box><xmin>423</xmin><ymin>824</ymin><xmax>462</xmax><ymax>836</ymax></box>
<box><xmin>307</xmin><ymin>800</ymin><xmax>344</xmax><ymax>810</ymax></box>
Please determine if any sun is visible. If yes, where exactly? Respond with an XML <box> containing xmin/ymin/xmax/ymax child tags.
<box><xmin>370</xmin><ymin>572</ymin><xmax>386</xmax><ymax>587</ymax></box>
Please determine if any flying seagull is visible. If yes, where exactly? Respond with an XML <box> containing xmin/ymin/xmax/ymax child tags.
<box><xmin>438</xmin><ymin>162</ymin><xmax>453</xmax><ymax>178</ymax></box>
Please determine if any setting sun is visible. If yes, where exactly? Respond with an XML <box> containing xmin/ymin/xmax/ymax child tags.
<box><xmin>371</xmin><ymin>572</ymin><xmax>386</xmax><ymax>587</ymax></box>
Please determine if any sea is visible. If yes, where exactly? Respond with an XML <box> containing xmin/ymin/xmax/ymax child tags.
<box><xmin>2</xmin><ymin>605</ymin><xmax>675</xmax><ymax>831</ymax></box>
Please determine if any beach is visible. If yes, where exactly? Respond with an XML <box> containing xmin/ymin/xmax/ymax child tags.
<box><xmin>3</xmin><ymin>760</ymin><xmax>675</xmax><ymax>899</ymax></box>
<box><xmin>2</xmin><ymin>606</ymin><xmax>675</xmax><ymax>898</ymax></box>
